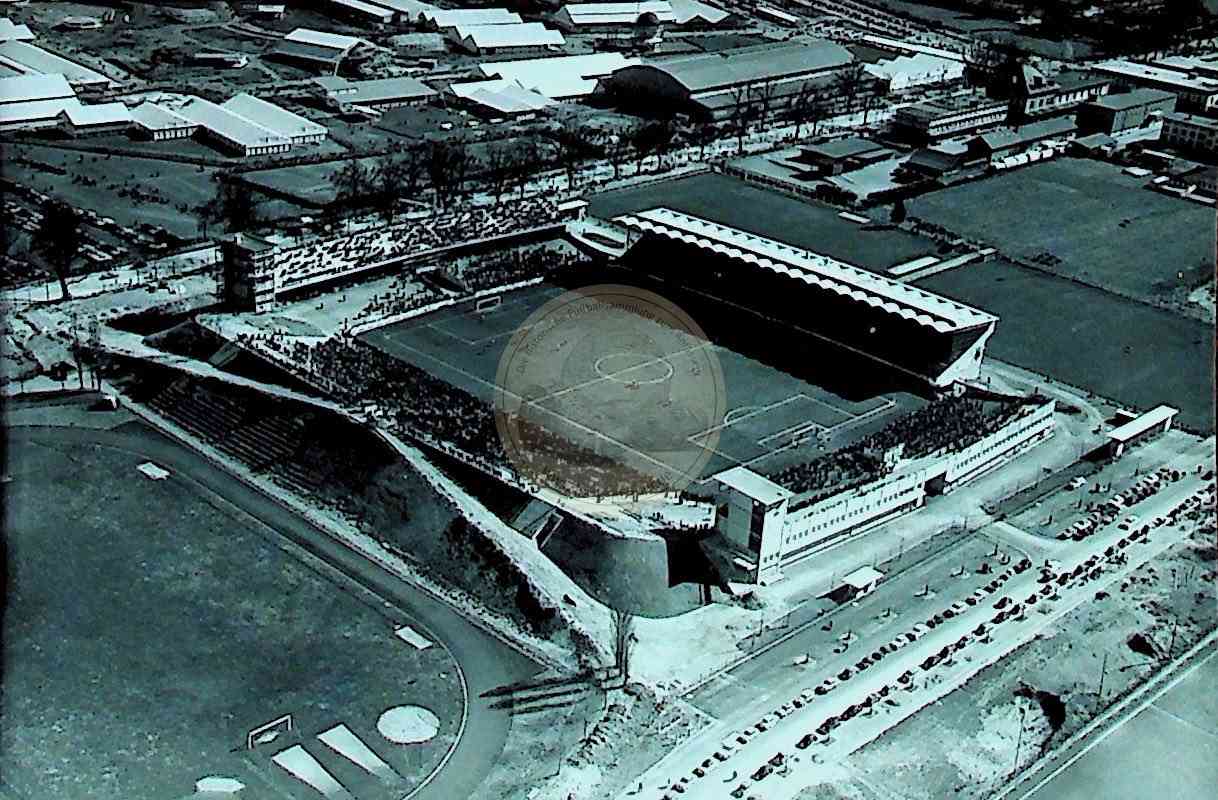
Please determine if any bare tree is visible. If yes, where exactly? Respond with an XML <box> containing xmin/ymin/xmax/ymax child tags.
<box><xmin>729</xmin><ymin>82</ymin><xmax>756</xmax><ymax>153</ymax></box>
<box><xmin>753</xmin><ymin>78</ymin><xmax>777</xmax><ymax>128</ymax></box>
<box><xmin>611</xmin><ymin>607</ymin><xmax>635</xmax><ymax>682</ymax></box>
<box><xmin>373</xmin><ymin>153</ymin><xmax>405</xmax><ymax>222</ymax></box>
<box><xmin>199</xmin><ymin>171</ymin><xmax>258</xmax><ymax>234</ymax></box>
<box><xmin>483</xmin><ymin>141</ymin><xmax>513</xmax><ymax>203</ymax></box>
<box><xmin>834</xmin><ymin>63</ymin><xmax>867</xmax><ymax>117</ymax></box>
<box><xmin>31</xmin><ymin>199</ymin><xmax>82</xmax><ymax>300</ymax></box>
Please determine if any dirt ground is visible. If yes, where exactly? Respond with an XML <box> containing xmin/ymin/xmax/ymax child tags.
<box><xmin>846</xmin><ymin>521</ymin><xmax>1218</xmax><ymax>800</ymax></box>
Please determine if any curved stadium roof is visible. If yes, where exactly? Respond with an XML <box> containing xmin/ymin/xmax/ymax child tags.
<box><xmin>614</xmin><ymin>208</ymin><xmax>996</xmax><ymax>334</ymax></box>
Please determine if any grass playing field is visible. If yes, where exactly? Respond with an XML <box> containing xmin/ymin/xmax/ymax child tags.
<box><xmin>2</xmin><ymin>424</ymin><xmax>464</xmax><ymax>800</ymax></box>
<box><xmin>587</xmin><ymin>172</ymin><xmax>939</xmax><ymax>274</ymax></box>
<box><xmin>360</xmin><ymin>282</ymin><xmax>925</xmax><ymax>490</ymax></box>
<box><xmin>917</xmin><ymin>258</ymin><xmax>1215</xmax><ymax>432</ymax></box>
<box><xmin>908</xmin><ymin>158</ymin><xmax>1215</xmax><ymax>305</ymax></box>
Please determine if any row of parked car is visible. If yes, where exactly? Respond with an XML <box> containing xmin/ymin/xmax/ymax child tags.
<box><xmin>691</xmin><ymin>470</ymin><xmax>1213</xmax><ymax>800</ymax></box>
<box><xmin>681</xmin><ymin>559</ymin><xmax>1043</xmax><ymax>799</ymax></box>
<box><xmin>1058</xmin><ymin>465</ymin><xmax>1185</xmax><ymax>542</ymax></box>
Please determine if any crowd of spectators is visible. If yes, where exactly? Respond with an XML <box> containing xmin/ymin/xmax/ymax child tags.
<box><xmin>450</xmin><ymin>246</ymin><xmax>579</xmax><ymax>294</ymax></box>
<box><xmin>274</xmin><ymin>196</ymin><xmax>570</xmax><ymax>293</ymax></box>
<box><xmin>287</xmin><ymin>335</ymin><xmax>666</xmax><ymax>500</ymax></box>
<box><xmin>773</xmin><ymin>396</ymin><xmax>1033</xmax><ymax>496</ymax></box>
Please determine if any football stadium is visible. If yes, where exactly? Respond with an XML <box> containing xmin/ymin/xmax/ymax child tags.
<box><xmin>290</xmin><ymin>202</ymin><xmax>1056</xmax><ymax>590</ymax></box>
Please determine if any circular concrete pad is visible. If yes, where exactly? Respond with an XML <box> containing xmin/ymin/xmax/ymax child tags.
<box><xmin>377</xmin><ymin>705</ymin><xmax>439</xmax><ymax>745</ymax></box>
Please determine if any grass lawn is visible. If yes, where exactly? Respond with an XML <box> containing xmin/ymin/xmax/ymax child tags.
<box><xmin>918</xmin><ymin>259</ymin><xmax>1215</xmax><ymax>432</ymax></box>
<box><xmin>2</xmin><ymin>428</ymin><xmax>464</xmax><ymax>800</ymax></box>
<box><xmin>588</xmin><ymin>172</ymin><xmax>938</xmax><ymax>273</ymax></box>
<box><xmin>909</xmin><ymin>158</ymin><xmax>1215</xmax><ymax>304</ymax></box>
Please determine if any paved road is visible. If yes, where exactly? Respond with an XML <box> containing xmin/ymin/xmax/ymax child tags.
<box><xmin>6</xmin><ymin>419</ymin><xmax>541</xmax><ymax>800</ymax></box>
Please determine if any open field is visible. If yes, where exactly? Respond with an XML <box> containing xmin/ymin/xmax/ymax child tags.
<box><xmin>2</xmin><ymin>425</ymin><xmax>465</xmax><ymax>800</ymax></box>
<box><xmin>587</xmin><ymin>172</ymin><xmax>938</xmax><ymax>273</ymax></box>
<box><xmin>360</xmin><ymin>282</ymin><xmax>924</xmax><ymax>488</ymax></box>
<box><xmin>4</xmin><ymin>143</ymin><xmax>219</xmax><ymax>239</ymax></box>
<box><xmin>846</xmin><ymin>528</ymin><xmax>1217</xmax><ymax>800</ymax></box>
<box><xmin>1021</xmin><ymin>645</ymin><xmax>1218</xmax><ymax>800</ymax></box>
<box><xmin>908</xmin><ymin>158</ymin><xmax>1215</xmax><ymax>306</ymax></box>
<box><xmin>918</xmin><ymin>259</ymin><xmax>1215</xmax><ymax>432</ymax></box>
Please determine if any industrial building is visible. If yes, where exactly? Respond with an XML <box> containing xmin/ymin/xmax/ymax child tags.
<box><xmin>0</xmin><ymin>39</ymin><xmax>115</xmax><ymax>91</ymax></box>
<box><xmin>479</xmin><ymin>52</ymin><xmax>638</xmax><ymax>99</ymax></box>
<box><xmin>220</xmin><ymin>93</ymin><xmax>328</xmax><ymax>145</ymax></box>
<box><xmin>1077</xmin><ymin>88</ymin><xmax>1176</xmax><ymax>134</ymax></box>
<box><xmin>319</xmin><ymin>0</ymin><xmax>394</xmax><ymax>26</ymax></box>
<box><xmin>0</xmin><ymin>72</ymin><xmax>79</xmax><ymax>131</ymax></box>
<box><xmin>130</xmin><ymin>101</ymin><xmax>198</xmax><ymax>140</ymax></box>
<box><xmin>420</xmin><ymin>7</ymin><xmax>523</xmax><ymax>30</ymax></box>
<box><xmin>893</xmin><ymin>92</ymin><xmax>1008</xmax><ymax>143</ymax></box>
<box><xmin>57</xmin><ymin>102</ymin><xmax>132</xmax><ymax>137</ymax></box>
<box><xmin>553</xmin><ymin>2</ymin><xmax>676</xmax><ymax>33</ymax></box>
<box><xmin>1161</xmin><ymin>111</ymin><xmax>1218</xmax><ymax>154</ymax></box>
<box><xmin>599</xmin><ymin>40</ymin><xmax>864</xmax><ymax>121</ymax></box>
<box><xmin>313</xmin><ymin>75</ymin><xmax>437</xmax><ymax>110</ymax></box>
<box><xmin>967</xmin><ymin>116</ymin><xmax>1076</xmax><ymax>161</ymax></box>
<box><xmin>1006</xmin><ymin>64</ymin><xmax>1111</xmax><ymax>122</ymax></box>
<box><xmin>268</xmin><ymin>28</ymin><xmax>369</xmax><ymax>73</ymax></box>
<box><xmin>1092</xmin><ymin>59</ymin><xmax>1218</xmax><ymax>116</ymax></box>
<box><xmin>451</xmin><ymin>22</ymin><xmax>566</xmax><ymax>56</ymax></box>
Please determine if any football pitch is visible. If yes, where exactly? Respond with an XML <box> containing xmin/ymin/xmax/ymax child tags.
<box><xmin>2</xmin><ymin>427</ymin><xmax>464</xmax><ymax>800</ymax></box>
<box><xmin>360</xmin><ymin>283</ymin><xmax>924</xmax><ymax>489</ymax></box>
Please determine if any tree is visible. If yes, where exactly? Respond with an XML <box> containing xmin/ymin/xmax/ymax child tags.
<box><xmin>611</xmin><ymin>607</ymin><xmax>635</xmax><ymax>683</ymax></box>
<box><xmin>834</xmin><ymin>63</ymin><xmax>867</xmax><ymax>117</ymax></box>
<box><xmin>861</xmin><ymin>92</ymin><xmax>886</xmax><ymax>126</ymax></box>
<box><xmin>753</xmin><ymin>78</ymin><xmax>777</xmax><ymax>128</ymax></box>
<box><xmin>791</xmin><ymin>83</ymin><xmax>823</xmax><ymax>139</ymax></box>
<box><xmin>729</xmin><ymin>82</ymin><xmax>756</xmax><ymax>153</ymax></box>
<box><xmin>31</xmin><ymin>199</ymin><xmax>82</xmax><ymax>300</ymax></box>
<box><xmin>373</xmin><ymin>153</ymin><xmax>405</xmax><ymax>222</ymax></box>
<box><xmin>604</xmin><ymin>129</ymin><xmax>634</xmax><ymax>180</ymax></box>
<box><xmin>890</xmin><ymin>197</ymin><xmax>907</xmax><ymax>225</ymax></box>
<box><xmin>483</xmin><ymin>141</ymin><xmax>514</xmax><ymax>203</ymax></box>
<box><xmin>554</xmin><ymin>124</ymin><xmax>596</xmax><ymax>189</ymax></box>
<box><xmin>508</xmin><ymin>140</ymin><xmax>537</xmax><ymax>200</ymax></box>
<box><xmin>689</xmin><ymin>119</ymin><xmax>718</xmax><ymax>161</ymax></box>
<box><xmin>199</xmin><ymin>171</ymin><xmax>258</xmax><ymax>234</ymax></box>
<box><xmin>426</xmin><ymin>139</ymin><xmax>467</xmax><ymax>208</ymax></box>
<box><xmin>331</xmin><ymin>158</ymin><xmax>370</xmax><ymax>214</ymax></box>
<box><xmin>631</xmin><ymin>120</ymin><xmax>673</xmax><ymax>174</ymax></box>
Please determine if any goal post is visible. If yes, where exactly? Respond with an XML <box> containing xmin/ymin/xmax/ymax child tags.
<box><xmin>247</xmin><ymin>714</ymin><xmax>294</xmax><ymax>750</ymax></box>
<box><xmin>474</xmin><ymin>295</ymin><xmax>502</xmax><ymax>315</ymax></box>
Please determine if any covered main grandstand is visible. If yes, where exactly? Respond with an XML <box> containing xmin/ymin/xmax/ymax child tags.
<box><xmin>609</xmin><ymin>208</ymin><xmax>997</xmax><ymax>388</ymax></box>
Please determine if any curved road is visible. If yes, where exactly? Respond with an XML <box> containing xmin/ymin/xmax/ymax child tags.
<box><xmin>7</xmin><ymin>418</ymin><xmax>541</xmax><ymax>800</ymax></box>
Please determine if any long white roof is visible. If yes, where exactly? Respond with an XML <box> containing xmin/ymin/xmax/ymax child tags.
<box><xmin>221</xmin><ymin>93</ymin><xmax>327</xmax><ymax>139</ymax></box>
<box><xmin>422</xmin><ymin>7</ymin><xmax>521</xmax><ymax>27</ymax></box>
<box><xmin>61</xmin><ymin>101</ymin><xmax>133</xmax><ymax>126</ymax></box>
<box><xmin>479</xmin><ymin>52</ymin><xmax>638</xmax><ymax>97</ymax></box>
<box><xmin>130</xmin><ymin>101</ymin><xmax>196</xmax><ymax>131</ymax></box>
<box><xmin>176</xmin><ymin>97</ymin><xmax>290</xmax><ymax>149</ymax></box>
<box><xmin>0</xmin><ymin>72</ymin><xmax>74</xmax><ymax>103</ymax></box>
<box><xmin>615</xmin><ymin>207</ymin><xmax>996</xmax><ymax>333</ymax></box>
<box><xmin>0</xmin><ymin>41</ymin><xmax>113</xmax><ymax>87</ymax></box>
<box><xmin>284</xmin><ymin>27</ymin><xmax>366</xmax><ymax>52</ymax></box>
<box><xmin>559</xmin><ymin>2</ymin><xmax>676</xmax><ymax>25</ymax></box>
<box><xmin>0</xmin><ymin>18</ymin><xmax>34</xmax><ymax>41</ymax></box>
<box><xmin>457</xmin><ymin>22</ymin><xmax>564</xmax><ymax>49</ymax></box>
<box><xmin>0</xmin><ymin>96</ymin><xmax>80</xmax><ymax>126</ymax></box>
<box><xmin>327</xmin><ymin>0</ymin><xmax>394</xmax><ymax>20</ymax></box>
<box><xmin>450</xmin><ymin>78</ymin><xmax>553</xmax><ymax>113</ymax></box>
